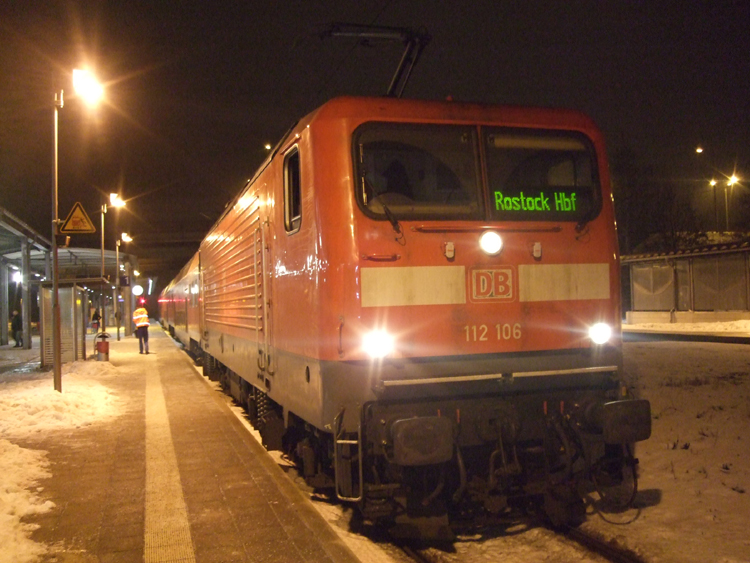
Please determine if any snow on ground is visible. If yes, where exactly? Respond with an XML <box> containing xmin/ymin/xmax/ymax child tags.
<box><xmin>0</xmin><ymin>343</ymin><xmax>124</xmax><ymax>563</ymax></box>
<box><xmin>582</xmin><ymin>333</ymin><xmax>750</xmax><ymax>563</ymax></box>
<box><xmin>625</xmin><ymin>320</ymin><xmax>750</xmax><ymax>334</ymax></box>
<box><xmin>0</xmin><ymin>441</ymin><xmax>53</xmax><ymax>563</ymax></box>
<box><xmin>0</xmin><ymin>360</ymin><xmax>123</xmax><ymax>439</ymax></box>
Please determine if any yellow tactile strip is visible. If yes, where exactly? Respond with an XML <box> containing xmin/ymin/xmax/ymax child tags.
<box><xmin>144</xmin><ymin>367</ymin><xmax>196</xmax><ymax>563</ymax></box>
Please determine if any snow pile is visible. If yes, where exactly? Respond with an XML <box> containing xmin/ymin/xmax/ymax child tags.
<box><xmin>0</xmin><ymin>361</ymin><xmax>123</xmax><ymax>439</ymax></box>
<box><xmin>0</xmin><ymin>441</ymin><xmax>54</xmax><ymax>563</ymax></box>
<box><xmin>0</xmin><ymin>359</ymin><xmax>124</xmax><ymax>563</ymax></box>
<box><xmin>628</xmin><ymin>320</ymin><xmax>750</xmax><ymax>333</ymax></box>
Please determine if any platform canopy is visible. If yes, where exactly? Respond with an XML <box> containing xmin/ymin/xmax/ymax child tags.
<box><xmin>1</xmin><ymin>204</ymin><xmax>137</xmax><ymax>284</ymax></box>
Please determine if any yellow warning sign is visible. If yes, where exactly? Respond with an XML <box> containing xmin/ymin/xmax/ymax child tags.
<box><xmin>59</xmin><ymin>202</ymin><xmax>96</xmax><ymax>234</ymax></box>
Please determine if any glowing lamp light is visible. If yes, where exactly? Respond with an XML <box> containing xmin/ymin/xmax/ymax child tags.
<box><xmin>479</xmin><ymin>231</ymin><xmax>503</xmax><ymax>255</ymax></box>
<box><xmin>12</xmin><ymin>271</ymin><xmax>23</xmax><ymax>284</ymax></box>
<box><xmin>362</xmin><ymin>330</ymin><xmax>395</xmax><ymax>359</ymax></box>
<box><xmin>72</xmin><ymin>69</ymin><xmax>103</xmax><ymax>106</ymax></box>
<box><xmin>588</xmin><ymin>322</ymin><xmax>613</xmax><ymax>345</ymax></box>
<box><xmin>110</xmin><ymin>193</ymin><xmax>126</xmax><ymax>208</ymax></box>
<box><xmin>121</xmin><ymin>232</ymin><xmax>132</xmax><ymax>242</ymax></box>
<box><xmin>132</xmin><ymin>285</ymin><xmax>144</xmax><ymax>296</ymax></box>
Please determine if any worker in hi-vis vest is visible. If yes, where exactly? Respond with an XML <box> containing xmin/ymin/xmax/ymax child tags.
<box><xmin>132</xmin><ymin>306</ymin><xmax>150</xmax><ymax>354</ymax></box>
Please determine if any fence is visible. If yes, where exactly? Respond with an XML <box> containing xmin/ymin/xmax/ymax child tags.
<box><xmin>622</xmin><ymin>242</ymin><xmax>750</xmax><ymax>323</ymax></box>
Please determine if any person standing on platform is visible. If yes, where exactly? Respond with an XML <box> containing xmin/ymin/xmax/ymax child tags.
<box><xmin>11</xmin><ymin>310</ymin><xmax>23</xmax><ymax>347</ymax></box>
<box><xmin>132</xmin><ymin>306</ymin><xmax>150</xmax><ymax>354</ymax></box>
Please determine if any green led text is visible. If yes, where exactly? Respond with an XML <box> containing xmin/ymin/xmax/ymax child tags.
<box><xmin>494</xmin><ymin>191</ymin><xmax>577</xmax><ymax>212</ymax></box>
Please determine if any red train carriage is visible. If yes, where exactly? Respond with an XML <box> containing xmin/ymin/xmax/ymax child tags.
<box><xmin>166</xmin><ymin>96</ymin><xmax>651</xmax><ymax>532</ymax></box>
<box><xmin>159</xmin><ymin>252</ymin><xmax>200</xmax><ymax>352</ymax></box>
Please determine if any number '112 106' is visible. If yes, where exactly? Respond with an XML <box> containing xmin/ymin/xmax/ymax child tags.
<box><xmin>464</xmin><ymin>323</ymin><xmax>522</xmax><ymax>342</ymax></box>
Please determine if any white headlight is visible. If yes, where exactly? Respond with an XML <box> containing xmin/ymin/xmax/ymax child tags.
<box><xmin>588</xmin><ymin>322</ymin><xmax>612</xmax><ymax>345</ymax></box>
<box><xmin>362</xmin><ymin>330</ymin><xmax>394</xmax><ymax>359</ymax></box>
<box><xmin>479</xmin><ymin>231</ymin><xmax>503</xmax><ymax>255</ymax></box>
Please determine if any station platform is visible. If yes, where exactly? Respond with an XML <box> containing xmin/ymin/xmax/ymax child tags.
<box><xmin>11</xmin><ymin>328</ymin><xmax>361</xmax><ymax>563</ymax></box>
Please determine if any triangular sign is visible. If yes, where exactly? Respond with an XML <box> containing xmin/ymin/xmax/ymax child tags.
<box><xmin>59</xmin><ymin>202</ymin><xmax>96</xmax><ymax>234</ymax></box>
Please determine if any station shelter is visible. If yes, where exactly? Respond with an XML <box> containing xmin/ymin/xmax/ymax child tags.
<box><xmin>1</xmin><ymin>204</ymin><xmax>138</xmax><ymax>363</ymax></box>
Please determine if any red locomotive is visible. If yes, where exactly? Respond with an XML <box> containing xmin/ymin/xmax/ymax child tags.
<box><xmin>160</xmin><ymin>95</ymin><xmax>650</xmax><ymax>535</ymax></box>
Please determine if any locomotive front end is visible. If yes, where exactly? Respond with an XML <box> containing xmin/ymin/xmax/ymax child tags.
<box><xmin>328</xmin><ymin>101</ymin><xmax>651</xmax><ymax>530</ymax></box>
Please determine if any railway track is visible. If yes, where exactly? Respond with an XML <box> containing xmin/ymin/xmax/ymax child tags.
<box><xmin>397</xmin><ymin>543</ymin><xmax>437</xmax><ymax>563</ymax></box>
<box><xmin>391</xmin><ymin>522</ymin><xmax>648</xmax><ymax>563</ymax></box>
<box><xmin>562</xmin><ymin>526</ymin><xmax>648</xmax><ymax>563</ymax></box>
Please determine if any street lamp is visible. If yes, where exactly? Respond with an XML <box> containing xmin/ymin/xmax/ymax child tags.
<box><xmin>100</xmin><ymin>193</ymin><xmax>126</xmax><ymax>277</ymax></box>
<box><xmin>73</xmin><ymin>69</ymin><xmax>104</xmax><ymax>106</ymax></box>
<box><xmin>51</xmin><ymin>69</ymin><xmax>103</xmax><ymax>392</ymax></box>
<box><xmin>709</xmin><ymin>179</ymin><xmax>718</xmax><ymax>231</ymax></box>
<box><xmin>725</xmin><ymin>175</ymin><xmax>740</xmax><ymax>231</ymax></box>
<box><xmin>99</xmin><ymin>193</ymin><xmax>125</xmax><ymax>332</ymax></box>
<box><xmin>115</xmin><ymin>232</ymin><xmax>132</xmax><ymax>341</ymax></box>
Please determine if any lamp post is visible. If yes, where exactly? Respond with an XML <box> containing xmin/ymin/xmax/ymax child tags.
<box><xmin>101</xmin><ymin>193</ymin><xmax>127</xmax><ymax>277</ymax></box>
<box><xmin>51</xmin><ymin>69</ymin><xmax>103</xmax><ymax>392</ymax></box>
<box><xmin>115</xmin><ymin>238</ymin><xmax>121</xmax><ymax>341</ymax></box>
<box><xmin>695</xmin><ymin>148</ymin><xmax>741</xmax><ymax>233</ymax></box>
<box><xmin>115</xmin><ymin>232</ymin><xmax>132</xmax><ymax>341</ymax></box>
<box><xmin>52</xmin><ymin>90</ymin><xmax>63</xmax><ymax>392</ymax></box>
<box><xmin>100</xmin><ymin>193</ymin><xmax>125</xmax><ymax>329</ymax></box>
<box><xmin>99</xmin><ymin>202</ymin><xmax>107</xmax><ymax>333</ymax></box>
<box><xmin>725</xmin><ymin>175</ymin><xmax>739</xmax><ymax>231</ymax></box>
<box><xmin>710</xmin><ymin>179</ymin><xmax>718</xmax><ymax>231</ymax></box>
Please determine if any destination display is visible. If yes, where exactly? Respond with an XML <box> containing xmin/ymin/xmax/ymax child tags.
<box><xmin>494</xmin><ymin>190</ymin><xmax>577</xmax><ymax>213</ymax></box>
<box><xmin>484</xmin><ymin>129</ymin><xmax>600</xmax><ymax>222</ymax></box>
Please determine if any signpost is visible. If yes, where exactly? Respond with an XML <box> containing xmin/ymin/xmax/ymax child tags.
<box><xmin>59</xmin><ymin>202</ymin><xmax>96</xmax><ymax>234</ymax></box>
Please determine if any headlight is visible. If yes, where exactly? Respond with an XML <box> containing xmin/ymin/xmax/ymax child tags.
<box><xmin>479</xmin><ymin>231</ymin><xmax>503</xmax><ymax>255</ymax></box>
<box><xmin>362</xmin><ymin>330</ymin><xmax>394</xmax><ymax>359</ymax></box>
<box><xmin>588</xmin><ymin>322</ymin><xmax>612</xmax><ymax>345</ymax></box>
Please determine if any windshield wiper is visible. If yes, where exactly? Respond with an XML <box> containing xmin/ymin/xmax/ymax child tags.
<box><xmin>382</xmin><ymin>203</ymin><xmax>402</xmax><ymax>235</ymax></box>
<box><xmin>575</xmin><ymin>206</ymin><xmax>597</xmax><ymax>233</ymax></box>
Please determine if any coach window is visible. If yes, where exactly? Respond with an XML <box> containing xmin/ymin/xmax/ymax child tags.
<box><xmin>284</xmin><ymin>148</ymin><xmax>301</xmax><ymax>233</ymax></box>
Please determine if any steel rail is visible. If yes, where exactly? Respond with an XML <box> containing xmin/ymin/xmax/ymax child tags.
<box><xmin>562</xmin><ymin>526</ymin><xmax>648</xmax><ymax>563</ymax></box>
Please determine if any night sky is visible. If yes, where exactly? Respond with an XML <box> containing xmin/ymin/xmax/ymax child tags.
<box><xmin>1</xmin><ymin>1</ymin><xmax>749</xmax><ymax>283</ymax></box>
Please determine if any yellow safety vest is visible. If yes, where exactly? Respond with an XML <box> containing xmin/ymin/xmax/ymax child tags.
<box><xmin>133</xmin><ymin>308</ymin><xmax>150</xmax><ymax>328</ymax></box>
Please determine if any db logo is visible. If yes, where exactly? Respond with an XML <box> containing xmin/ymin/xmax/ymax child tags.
<box><xmin>471</xmin><ymin>268</ymin><xmax>514</xmax><ymax>301</ymax></box>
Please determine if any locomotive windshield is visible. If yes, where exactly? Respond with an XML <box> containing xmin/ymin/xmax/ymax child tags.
<box><xmin>354</xmin><ymin>124</ymin><xmax>600</xmax><ymax>222</ymax></box>
<box><xmin>356</xmin><ymin>124</ymin><xmax>483</xmax><ymax>220</ymax></box>
<box><xmin>484</xmin><ymin>130</ymin><xmax>600</xmax><ymax>222</ymax></box>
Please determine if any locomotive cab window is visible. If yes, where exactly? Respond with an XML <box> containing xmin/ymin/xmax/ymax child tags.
<box><xmin>484</xmin><ymin>130</ymin><xmax>601</xmax><ymax>222</ymax></box>
<box><xmin>284</xmin><ymin>148</ymin><xmax>301</xmax><ymax>233</ymax></box>
<box><xmin>355</xmin><ymin>124</ymin><xmax>482</xmax><ymax>220</ymax></box>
